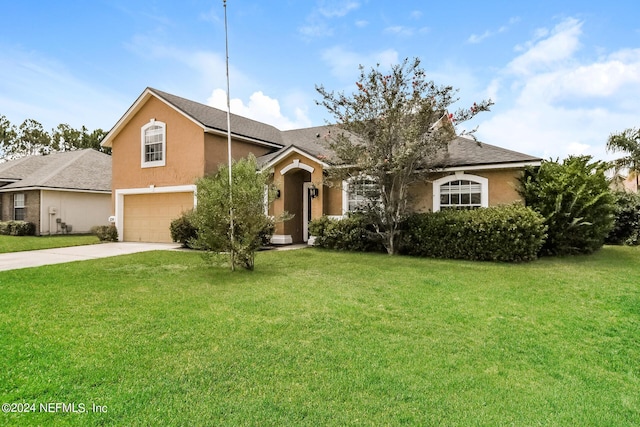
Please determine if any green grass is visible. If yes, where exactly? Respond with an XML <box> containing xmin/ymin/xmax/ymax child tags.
<box><xmin>0</xmin><ymin>235</ymin><xmax>100</xmax><ymax>254</ymax></box>
<box><xmin>0</xmin><ymin>247</ymin><xmax>639</xmax><ymax>426</ymax></box>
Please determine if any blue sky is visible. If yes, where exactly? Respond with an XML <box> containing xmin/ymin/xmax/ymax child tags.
<box><xmin>2</xmin><ymin>0</ymin><xmax>640</xmax><ymax>161</ymax></box>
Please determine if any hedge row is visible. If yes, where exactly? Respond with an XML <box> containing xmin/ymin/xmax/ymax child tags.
<box><xmin>309</xmin><ymin>204</ymin><xmax>547</xmax><ymax>262</ymax></box>
<box><xmin>399</xmin><ymin>205</ymin><xmax>547</xmax><ymax>262</ymax></box>
<box><xmin>0</xmin><ymin>221</ymin><xmax>36</xmax><ymax>236</ymax></box>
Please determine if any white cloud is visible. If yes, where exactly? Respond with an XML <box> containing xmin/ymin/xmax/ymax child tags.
<box><xmin>467</xmin><ymin>17</ymin><xmax>519</xmax><ymax>44</ymax></box>
<box><xmin>317</xmin><ymin>1</ymin><xmax>360</xmax><ymax>18</ymax></box>
<box><xmin>475</xmin><ymin>18</ymin><xmax>640</xmax><ymax>161</ymax></box>
<box><xmin>321</xmin><ymin>46</ymin><xmax>399</xmax><ymax>82</ymax></box>
<box><xmin>207</xmin><ymin>89</ymin><xmax>311</xmax><ymax>130</ymax></box>
<box><xmin>299</xmin><ymin>1</ymin><xmax>360</xmax><ymax>38</ymax></box>
<box><xmin>507</xmin><ymin>18</ymin><xmax>582</xmax><ymax>75</ymax></box>
<box><xmin>468</xmin><ymin>30</ymin><xmax>491</xmax><ymax>44</ymax></box>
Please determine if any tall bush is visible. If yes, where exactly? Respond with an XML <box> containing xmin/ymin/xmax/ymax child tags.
<box><xmin>519</xmin><ymin>156</ymin><xmax>615</xmax><ymax>256</ymax></box>
<box><xmin>606</xmin><ymin>191</ymin><xmax>640</xmax><ymax>246</ymax></box>
<box><xmin>190</xmin><ymin>155</ymin><xmax>275</xmax><ymax>271</ymax></box>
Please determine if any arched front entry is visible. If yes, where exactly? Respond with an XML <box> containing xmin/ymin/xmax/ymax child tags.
<box><xmin>269</xmin><ymin>154</ymin><xmax>325</xmax><ymax>245</ymax></box>
<box><xmin>283</xmin><ymin>169</ymin><xmax>311</xmax><ymax>243</ymax></box>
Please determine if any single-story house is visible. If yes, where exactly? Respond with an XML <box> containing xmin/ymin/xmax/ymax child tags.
<box><xmin>0</xmin><ymin>149</ymin><xmax>112</xmax><ymax>235</ymax></box>
<box><xmin>101</xmin><ymin>87</ymin><xmax>542</xmax><ymax>244</ymax></box>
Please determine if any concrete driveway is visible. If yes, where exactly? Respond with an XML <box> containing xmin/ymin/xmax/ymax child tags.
<box><xmin>0</xmin><ymin>242</ymin><xmax>182</xmax><ymax>272</ymax></box>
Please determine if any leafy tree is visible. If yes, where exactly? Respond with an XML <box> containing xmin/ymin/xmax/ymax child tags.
<box><xmin>315</xmin><ymin>57</ymin><xmax>492</xmax><ymax>254</ymax></box>
<box><xmin>51</xmin><ymin>124</ymin><xmax>109</xmax><ymax>154</ymax></box>
<box><xmin>0</xmin><ymin>115</ymin><xmax>17</xmax><ymax>148</ymax></box>
<box><xmin>51</xmin><ymin>123</ymin><xmax>81</xmax><ymax>152</ymax></box>
<box><xmin>519</xmin><ymin>156</ymin><xmax>615</xmax><ymax>256</ymax></box>
<box><xmin>607</xmin><ymin>127</ymin><xmax>640</xmax><ymax>189</ymax></box>
<box><xmin>191</xmin><ymin>155</ymin><xmax>275</xmax><ymax>271</ymax></box>
<box><xmin>15</xmin><ymin>119</ymin><xmax>51</xmax><ymax>158</ymax></box>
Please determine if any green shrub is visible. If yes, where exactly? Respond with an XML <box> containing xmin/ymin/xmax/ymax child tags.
<box><xmin>606</xmin><ymin>191</ymin><xmax>640</xmax><ymax>246</ymax></box>
<box><xmin>170</xmin><ymin>211</ymin><xmax>197</xmax><ymax>248</ymax></box>
<box><xmin>92</xmin><ymin>225</ymin><xmax>118</xmax><ymax>242</ymax></box>
<box><xmin>0</xmin><ymin>221</ymin><xmax>36</xmax><ymax>236</ymax></box>
<box><xmin>519</xmin><ymin>156</ymin><xmax>616</xmax><ymax>256</ymax></box>
<box><xmin>399</xmin><ymin>204</ymin><xmax>547</xmax><ymax>262</ymax></box>
<box><xmin>309</xmin><ymin>214</ymin><xmax>385</xmax><ymax>253</ymax></box>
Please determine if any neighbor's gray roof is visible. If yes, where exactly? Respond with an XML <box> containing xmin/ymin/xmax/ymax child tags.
<box><xmin>149</xmin><ymin>88</ymin><xmax>284</xmax><ymax>146</ymax></box>
<box><xmin>0</xmin><ymin>149</ymin><xmax>111</xmax><ymax>192</ymax></box>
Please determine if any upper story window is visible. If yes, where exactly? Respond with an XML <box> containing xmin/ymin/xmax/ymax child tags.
<box><xmin>14</xmin><ymin>193</ymin><xmax>25</xmax><ymax>221</ymax></box>
<box><xmin>433</xmin><ymin>173</ymin><xmax>488</xmax><ymax>211</ymax></box>
<box><xmin>343</xmin><ymin>176</ymin><xmax>380</xmax><ymax>213</ymax></box>
<box><xmin>141</xmin><ymin>119</ymin><xmax>166</xmax><ymax>168</ymax></box>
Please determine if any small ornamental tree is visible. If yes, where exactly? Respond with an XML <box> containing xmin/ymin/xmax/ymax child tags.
<box><xmin>190</xmin><ymin>155</ymin><xmax>275</xmax><ymax>271</ymax></box>
<box><xmin>316</xmin><ymin>57</ymin><xmax>492</xmax><ymax>254</ymax></box>
<box><xmin>519</xmin><ymin>156</ymin><xmax>615</xmax><ymax>256</ymax></box>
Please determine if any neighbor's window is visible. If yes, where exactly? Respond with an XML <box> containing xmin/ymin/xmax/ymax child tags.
<box><xmin>346</xmin><ymin>176</ymin><xmax>379</xmax><ymax>212</ymax></box>
<box><xmin>14</xmin><ymin>193</ymin><xmax>25</xmax><ymax>221</ymax></box>
<box><xmin>439</xmin><ymin>180</ymin><xmax>483</xmax><ymax>210</ymax></box>
<box><xmin>141</xmin><ymin>120</ymin><xmax>166</xmax><ymax>168</ymax></box>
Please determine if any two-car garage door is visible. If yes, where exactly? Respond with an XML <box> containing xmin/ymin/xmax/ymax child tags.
<box><xmin>123</xmin><ymin>192</ymin><xmax>194</xmax><ymax>243</ymax></box>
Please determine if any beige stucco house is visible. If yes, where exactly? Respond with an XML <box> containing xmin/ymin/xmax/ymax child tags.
<box><xmin>101</xmin><ymin>87</ymin><xmax>542</xmax><ymax>244</ymax></box>
<box><xmin>0</xmin><ymin>149</ymin><xmax>112</xmax><ymax>234</ymax></box>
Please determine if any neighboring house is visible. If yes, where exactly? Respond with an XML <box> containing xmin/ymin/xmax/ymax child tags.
<box><xmin>101</xmin><ymin>87</ymin><xmax>542</xmax><ymax>244</ymax></box>
<box><xmin>611</xmin><ymin>171</ymin><xmax>639</xmax><ymax>193</ymax></box>
<box><xmin>0</xmin><ymin>149</ymin><xmax>112</xmax><ymax>235</ymax></box>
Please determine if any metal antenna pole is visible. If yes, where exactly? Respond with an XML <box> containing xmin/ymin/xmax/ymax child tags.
<box><xmin>223</xmin><ymin>0</ymin><xmax>235</xmax><ymax>269</ymax></box>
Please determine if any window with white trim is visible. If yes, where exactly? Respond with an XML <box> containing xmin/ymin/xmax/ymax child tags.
<box><xmin>345</xmin><ymin>176</ymin><xmax>379</xmax><ymax>212</ymax></box>
<box><xmin>439</xmin><ymin>180</ymin><xmax>482</xmax><ymax>209</ymax></box>
<box><xmin>141</xmin><ymin>120</ymin><xmax>166</xmax><ymax>168</ymax></box>
<box><xmin>433</xmin><ymin>173</ymin><xmax>489</xmax><ymax>211</ymax></box>
<box><xmin>14</xmin><ymin>193</ymin><xmax>25</xmax><ymax>221</ymax></box>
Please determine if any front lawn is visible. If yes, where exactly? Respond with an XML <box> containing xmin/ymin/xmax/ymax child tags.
<box><xmin>0</xmin><ymin>247</ymin><xmax>638</xmax><ymax>426</ymax></box>
<box><xmin>0</xmin><ymin>235</ymin><xmax>100</xmax><ymax>254</ymax></box>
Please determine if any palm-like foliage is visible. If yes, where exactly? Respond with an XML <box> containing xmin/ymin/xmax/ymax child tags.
<box><xmin>607</xmin><ymin>127</ymin><xmax>640</xmax><ymax>189</ymax></box>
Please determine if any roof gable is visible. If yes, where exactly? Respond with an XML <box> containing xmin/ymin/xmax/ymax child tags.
<box><xmin>101</xmin><ymin>87</ymin><xmax>284</xmax><ymax>148</ymax></box>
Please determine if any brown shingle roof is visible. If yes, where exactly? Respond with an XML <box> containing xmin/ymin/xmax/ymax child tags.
<box><xmin>260</xmin><ymin>128</ymin><xmax>541</xmax><ymax>169</ymax></box>
<box><xmin>438</xmin><ymin>136</ymin><xmax>542</xmax><ymax>167</ymax></box>
<box><xmin>149</xmin><ymin>88</ymin><xmax>284</xmax><ymax>147</ymax></box>
<box><xmin>0</xmin><ymin>149</ymin><xmax>111</xmax><ymax>192</ymax></box>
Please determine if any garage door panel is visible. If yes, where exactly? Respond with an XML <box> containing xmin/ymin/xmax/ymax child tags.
<box><xmin>123</xmin><ymin>192</ymin><xmax>194</xmax><ymax>243</ymax></box>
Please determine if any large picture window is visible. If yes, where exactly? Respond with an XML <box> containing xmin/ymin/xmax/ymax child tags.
<box><xmin>14</xmin><ymin>193</ymin><xmax>25</xmax><ymax>221</ymax></box>
<box><xmin>141</xmin><ymin>120</ymin><xmax>166</xmax><ymax>168</ymax></box>
<box><xmin>433</xmin><ymin>173</ymin><xmax>488</xmax><ymax>211</ymax></box>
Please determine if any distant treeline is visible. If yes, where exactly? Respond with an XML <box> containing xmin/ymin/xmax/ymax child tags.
<box><xmin>0</xmin><ymin>115</ymin><xmax>109</xmax><ymax>161</ymax></box>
